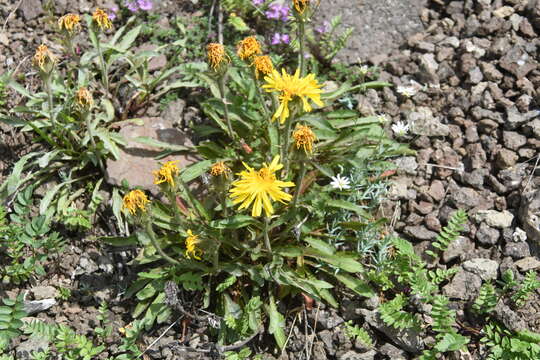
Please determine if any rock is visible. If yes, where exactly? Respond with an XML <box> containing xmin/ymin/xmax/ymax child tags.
<box><xmin>496</xmin><ymin>149</ymin><xmax>519</xmax><ymax>169</ymax></box>
<box><xmin>105</xmin><ymin>117</ymin><xmax>198</xmax><ymax>195</ymax></box>
<box><xmin>476</xmin><ymin>223</ymin><xmax>500</xmax><ymax>245</ymax></box>
<box><xmin>388</xmin><ymin>176</ymin><xmax>413</xmax><ymax>200</ymax></box>
<box><xmin>505</xmin><ymin>108</ymin><xmax>539</xmax><ymax>130</ymax></box>
<box><xmin>503</xmin><ymin>242</ymin><xmax>530</xmax><ymax>259</ymax></box>
<box><xmin>493</xmin><ymin>6</ymin><xmax>514</xmax><ymax>17</ymax></box>
<box><xmin>31</xmin><ymin>286</ymin><xmax>57</xmax><ymax>300</ymax></box>
<box><xmin>480</xmin><ymin>62</ymin><xmax>503</xmax><ymax>81</ymax></box>
<box><xmin>22</xmin><ymin>299</ymin><xmax>56</xmax><ymax>315</ymax></box>
<box><xmin>395</xmin><ymin>156</ymin><xmax>418</xmax><ymax>175</ymax></box>
<box><xmin>499</xmin><ymin>46</ymin><xmax>536</xmax><ymax>79</ymax></box>
<box><xmin>463</xmin><ymin>168</ymin><xmax>486</xmax><ymax>189</ymax></box>
<box><xmin>466</xmin><ymin>143</ymin><xmax>487</xmax><ymax>169</ymax></box>
<box><xmin>498</xmin><ymin>164</ymin><xmax>527</xmax><ymax>191</ymax></box>
<box><xmin>161</xmin><ymin>99</ymin><xmax>186</xmax><ymax>128</ymax></box>
<box><xmin>443</xmin><ymin>268</ymin><xmax>482</xmax><ymax>300</ymax></box>
<box><xmin>16</xmin><ymin>336</ymin><xmax>49</xmax><ymax>359</ymax></box>
<box><xmin>448</xmin><ymin>186</ymin><xmax>483</xmax><ymax>209</ymax></box>
<box><xmin>404</xmin><ymin>225</ymin><xmax>438</xmax><ymax>241</ymax></box>
<box><xmin>519</xmin><ymin>190</ymin><xmax>540</xmax><ymax>247</ymax></box>
<box><xmin>312</xmin><ymin>342</ymin><xmax>327</xmax><ymax>360</ymax></box>
<box><xmin>341</xmin><ymin>350</ymin><xmax>377</xmax><ymax>360</ymax></box>
<box><xmin>361</xmin><ymin>309</ymin><xmax>423</xmax><ymax>353</ymax></box>
<box><xmin>468</xmin><ymin>67</ymin><xmax>483</xmax><ymax>84</ymax></box>
<box><xmin>512</xmin><ymin>227</ymin><xmax>527</xmax><ymax>242</ymax></box>
<box><xmin>494</xmin><ymin>300</ymin><xmax>527</xmax><ymax>332</ymax></box>
<box><xmin>318</xmin><ymin>330</ymin><xmax>334</xmax><ymax>356</ymax></box>
<box><xmin>502</xmin><ymin>131</ymin><xmax>527</xmax><ymax>151</ymax></box>
<box><xmin>475</xmin><ymin>210</ymin><xmax>514</xmax><ymax>228</ymax></box>
<box><xmin>75</xmin><ymin>256</ymin><xmax>99</xmax><ymax>275</ymax></box>
<box><xmin>463</xmin><ymin>258</ymin><xmax>499</xmax><ymax>280</ymax></box>
<box><xmin>524</xmin><ymin>118</ymin><xmax>540</xmax><ymax>139</ymax></box>
<box><xmin>418</xmin><ymin>53</ymin><xmax>439</xmax><ymax>83</ymax></box>
<box><xmin>379</xmin><ymin>343</ymin><xmax>408</xmax><ymax>359</ymax></box>
<box><xmin>136</xmin><ymin>43</ymin><xmax>168</xmax><ymax>72</ymax></box>
<box><xmin>315</xmin><ymin>0</ymin><xmax>426</xmax><ymax>64</ymax></box>
<box><xmin>514</xmin><ymin>257</ymin><xmax>540</xmax><ymax>272</ymax></box>
<box><xmin>428</xmin><ymin>180</ymin><xmax>446</xmax><ymax>201</ymax></box>
<box><xmin>408</xmin><ymin>107</ymin><xmax>450</xmax><ymax>137</ymax></box>
<box><xmin>443</xmin><ymin>236</ymin><xmax>474</xmax><ymax>263</ymax></box>
<box><xmin>18</xmin><ymin>0</ymin><xmax>44</xmax><ymax>20</ymax></box>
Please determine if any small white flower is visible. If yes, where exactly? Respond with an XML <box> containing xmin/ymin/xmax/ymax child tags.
<box><xmin>391</xmin><ymin>121</ymin><xmax>410</xmax><ymax>137</ymax></box>
<box><xmin>377</xmin><ymin>114</ymin><xmax>390</xmax><ymax>124</ymax></box>
<box><xmin>330</xmin><ymin>174</ymin><xmax>351</xmax><ymax>190</ymax></box>
<box><xmin>359</xmin><ymin>65</ymin><xmax>369</xmax><ymax>75</ymax></box>
<box><xmin>396</xmin><ymin>85</ymin><xmax>417</xmax><ymax>97</ymax></box>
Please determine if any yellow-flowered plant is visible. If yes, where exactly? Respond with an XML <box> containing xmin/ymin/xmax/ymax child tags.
<box><xmin>58</xmin><ymin>13</ymin><xmax>81</xmax><ymax>33</ymax></box>
<box><xmin>92</xmin><ymin>8</ymin><xmax>112</xmax><ymax>31</ymax></box>
<box><xmin>210</xmin><ymin>161</ymin><xmax>231</xmax><ymax>177</ymax></box>
<box><xmin>263</xmin><ymin>68</ymin><xmax>324</xmax><ymax>124</ymax></box>
<box><xmin>229</xmin><ymin>155</ymin><xmax>295</xmax><ymax>217</ymax></box>
<box><xmin>207</xmin><ymin>43</ymin><xmax>229</xmax><ymax>71</ymax></box>
<box><xmin>32</xmin><ymin>44</ymin><xmax>56</xmax><ymax>72</ymax></box>
<box><xmin>122</xmin><ymin>190</ymin><xmax>150</xmax><ymax>215</ymax></box>
<box><xmin>237</xmin><ymin>36</ymin><xmax>262</xmax><ymax>60</ymax></box>
<box><xmin>185</xmin><ymin>230</ymin><xmax>202</xmax><ymax>260</ymax></box>
<box><xmin>293</xmin><ymin>0</ymin><xmax>310</xmax><ymax>14</ymax></box>
<box><xmin>292</xmin><ymin>124</ymin><xmax>316</xmax><ymax>154</ymax></box>
<box><xmin>153</xmin><ymin>160</ymin><xmax>180</xmax><ymax>187</ymax></box>
<box><xmin>252</xmin><ymin>55</ymin><xmax>274</xmax><ymax>79</ymax></box>
<box><xmin>75</xmin><ymin>87</ymin><xmax>93</xmax><ymax>109</ymax></box>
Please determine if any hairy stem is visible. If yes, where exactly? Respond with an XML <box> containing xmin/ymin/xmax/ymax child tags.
<box><xmin>264</xmin><ymin>217</ymin><xmax>272</xmax><ymax>254</ymax></box>
<box><xmin>96</xmin><ymin>38</ymin><xmax>109</xmax><ymax>92</ymax></box>
<box><xmin>83</xmin><ymin>111</ymin><xmax>105</xmax><ymax>173</ymax></box>
<box><xmin>145</xmin><ymin>220</ymin><xmax>181</xmax><ymax>266</ymax></box>
<box><xmin>297</xmin><ymin>17</ymin><xmax>306</xmax><ymax>77</ymax></box>
<box><xmin>291</xmin><ymin>159</ymin><xmax>306</xmax><ymax>209</ymax></box>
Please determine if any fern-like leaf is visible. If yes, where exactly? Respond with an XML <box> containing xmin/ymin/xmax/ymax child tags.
<box><xmin>473</xmin><ymin>282</ymin><xmax>498</xmax><ymax>314</ymax></box>
<box><xmin>427</xmin><ymin>209</ymin><xmax>467</xmax><ymax>257</ymax></box>
<box><xmin>379</xmin><ymin>293</ymin><xmax>421</xmax><ymax>330</ymax></box>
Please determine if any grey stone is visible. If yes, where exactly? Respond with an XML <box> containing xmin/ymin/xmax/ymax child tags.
<box><xmin>419</xmin><ymin>53</ymin><xmax>439</xmax><ymax>83</ymax></box>
<box><xmin>524</xmin><ymin>118</ymin><xmax>540</xmax><ymax>139</ymax></box>
<box><xmin>499</xmin><ymin>46</ymin><xmax>536</xmax><ymax>79</ymax></box>
<box><xmin>448</xmin><ymin>187</ymin><xmax>483</xmax><ymax>209</ymax></box>
<box><xmin>503</xmin><ymin>131</ymin><xmax>527</xmax><ymax>150</ymax></box>
<box><xmin>498</xmin><ymin>164</ymin><xmax>527</xmax><ymax>190</ymax></box>
<box><xmin>505</xmin><ymin>107</ymin><xmax>539</xmax><ymax>130</ymax></box>
<box><xmin>136</xmin><ymin>43</ymin><xmax>168</xmax><ymax>72</ymax></box>
<box><xmin>19</xmin><ymin>0</ymin><xmax>44</xmax><ymax>20</ymax></box>
<box><xmin>496</xmin><ymin>149</ymin><xmax>519</xmax><ymax>169</ymax></box>
<box><xmin>468</xmin><ymin>67</ymin><xmax>483</xmax><ymax>84</ymax></box>
<box><xmin>409</xmin><ymin>107</ymin><xmax>450</xmax><ymax>137</ymax></box>
<box><xmin>476</xmin><ymin>223</ymin><xmax>500</xmax><ymax>245</ymax></box>
<box><xmin>75</xmin><ymin>256</ymin><xmax>99</xmax><ymax>275</ymax></box>
<box><xmin>379</xmin><ymin>343</ymin><xmax>408</xmax><ymax>359</ymax></box>
<box><xmin>315</xmin><ymin>0</ymin><xmax>426</xmax><ymax>64</ymax></box>
<box><xmin>514</xmin><ymin>257</ymin><xmax>540</xmax><ymax>271</ymax></box>
<box><xmin>503</xmin><ymin>242</ymin><xmax>530</xmax><ymax>259</ymax></box>
<box><xmin>512</xmin><ymin>227</ymin><xmax>527</xmax><ymax>242</ymax></box>
<box><xmin>361</xmin><ymin>309</ymin><xmax>423</xmax><ymax>353</ymax></box>
<box><xmin>16</xmin><ymin>336</ymin><xmax>49</xmax><ymax>359</ymax></box>
<box><xmin>443</xmin><ymin>236</ymin><xmax>474</xmax><ymax>263</ymax></box>
<box><xmin>463</xmin><ymin>258</ymin><xmax>499</xmax><ymax>281</ymax></box>
<box><xmin>475</xmin><ymin>210</ymin><xmax>514</xmax><ymax>229</ymax></box>
<box><xmin>428</xmin><ymin>180</ymin><xmax>446</xmax><ymax>201</ymax></box>
<box><xmin>395</xmin><ymin>156</ymin><xmax>418</xmax><ymax>175</ymax></box>
<box><xmin>494</xmin><ymin>300</ymin><xmax>527</xmax><ymax>332</ymax></box>
<box><xmin>318</xmin><ymin>330</ymin><xmax>334</xmax><ymax>355</ymax></box>
<box><xmin>519</xmin><ymin>190</ymin><xmax>540</xmax><ymax>247</ymax></box>
<box><xmin>161</xmin><ymin>99</ymin><xmax>186</xmax><ymax>128</ymax></box>
<box><xmin>105</xmin><ymin>117</ymin><xmax>198</xmax><ymax>196</ymax></box>
<box><xmin>443</xmin><ymin>268</ymin><xmax>482</xmax><ymax>300</ymax></box>
<box><xmin>480</xmin><ymin>62</ymin><xmax>503</xmax><ymax>81</ymax></box>
<box><xmin>404</xmin><ymin>225</ymin><xmax>438</xmax><ymax>241</ymax></box>
<box><xmin>341</xmin><ymin>350</ymin><xmax>377</xmax><ymax>360</ymax></box>
<box><xmin>388</xmin><ymin>176</ymin><xmax>413</xmax><ymax>200</ymax></box>
<box><xmin>463</xmin><ymin>168</ymin><xmax>486</xmax><ymax>189</ymax></box>
<box><xmin>31</xmin><ymin>286</ymin><xmax>57</xmax><ymax>300</ymax></box>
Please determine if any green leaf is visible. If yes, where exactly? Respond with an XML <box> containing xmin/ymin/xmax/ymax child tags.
<box><xmin>180</xmin><ymin>160</ymin><xmax>212</xmax><ymax>183</ymax></box>
<box><xmin>210</xmin><ymin>215</ymin><xmax>258</xmax><ymax>229</ymax></box>
<box><xmin>131</xmin><ymin>136</ymin><xmax>192</xmax><ymax>152</ymax></box>
<box><xmin>117</xmin><ymin>25</ymin><xmax>142</xmax><ymax>52</ymax></box>
<box><xmin>102</xmin><ymin>235</ymin><xmax>138</xmax><ymax>246</ymax></box>
<box><xmin>333</xmin><ymin>273</ymin><xmax>376</xmax><ymax>298</ymax></box>
<box><xmin>327</xmin><ymin>199</ymin><xmax>369</xmax><ymax>218</ymax></box>
<box><xmin>266</xmin><ymin>297</ymin><xmax>286</xmax><ymax>349</ymax></box>
<box><xmin>304</xmin><ymin>237</ymin><xmax>336</xmax><ymax>255</ymax></box>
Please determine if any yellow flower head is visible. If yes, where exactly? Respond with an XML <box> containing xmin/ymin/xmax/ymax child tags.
<box><xmin>207</xmin><ymin>43</ymin><xmax>229</xmax><ymax>71</ymax></box>
<box><xmin>229</xmin><ymin>155</ymin><xmax>295</xmax><ymax>217</ymax></box>
<box><xmin>75</xmin><ymin>87</ymin><xmax>93</xmax><ymax>109</ymax></box>
<box><xmin>92</xmin><ymin>8</ymin><xmax>112</xmax><ymax>31</ymax></box>
<box><xmin>237</xmin><ymin>36</ymin><xmax>262</xmax><ymax>60</ymax></box>
<box><xmin>122</xmin><ymin>189</ymin><xmax>150</xmax><ymax>215</ymax></box>
<box><xmin>210</xmin><ymin>161</ymin><xmax>231</xmax><ymax>177</ymax></box>
<box><xmin>185</xmin><ymin>230</ymin><xmax>202</xmax><ymax>260</ymax></box>
<box><xmin>58</xmin><ymin>14</ymin><xmax>81</xmax><ymax>33</ymax></box>
<box><xmin>293</xmin><ymin>0</ymin><xmax>309</xmax><ymax>14</ymax></box>
<box><xmin>262</xmin><ymin>68</ymin><xmax>324</xmax><ymax>124</ymax></box>
<box><xmin>293</xmin><ymin>124</ymin><xmax>317</xmax><ymax>154</ymax></box>
<box><xmin>32</xmin><ymin>44</ymin><xmax>56</xmax><ymax>71</ymax></box>
<box><xmin>252</xmin><ymin>55</ymin><xmax>274</xmax><ymax>79</ymax></box>
<box><xmin>153</xmin><ymin>160</ymin><xmax>180</xmax><ymax>187</ymax></box>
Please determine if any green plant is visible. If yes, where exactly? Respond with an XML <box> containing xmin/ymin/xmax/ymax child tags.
<box><xmin>57</xmin><ymin>287</ymin><xmax>72</xmax><ymax>301</ymax></box>
<box><xmin>95</xmin><ymin>302</ymin><xmax>113</xmax><ymax>339</ymax></box>
<box><xmin>0</xmin><ymin>294</ymin><xmax>27</xmax><ymax>351</ymax></box>
<box><xmin>344</xmin><ymin>320</ymin><xmax>373</xmax><ymax>348</ymax></box>
<box><xmin>0</xmin><ymin>187</ymin><xmax>65</xmax><ymax>284</ymax></box>
<box><xmin>473</xmin><ymin>282</ymin><xmax>498</xmax><ymax>314</ymax></box>
<box><xmin>426</xmin><ymin>209</ymin><xmax>468</xmax><ymax>257</ymax></box>
<box><xmin>511</xmin><ymin>270</ymin><xmax>540</xmax><ymax>307</ymax></box>
<box><xmin>481</xmin><ymin>322</ymin><xmax>540</xmax><ymax>360</ymax></box>
<box><xmin>224</xmin><ymin>347</ymin><xmax>252</xmax><ymax>360</ymax></box>
<box><xmin>379</xmin><ymin>293</ymin><xmax>421</xmax><ymax>331</ymax></box>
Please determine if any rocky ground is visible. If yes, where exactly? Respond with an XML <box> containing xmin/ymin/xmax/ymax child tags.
<box><xmin>1</xmin><ymin>0</ymin><xmax>540</xmax><ymax>359</ymax></box>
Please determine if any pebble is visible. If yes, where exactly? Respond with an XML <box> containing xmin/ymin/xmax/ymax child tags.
<box><xmin>463</xmin><ymin>258</ymin><xmax>499</xmax><ymax>281</ymax></box>
<box><xmin>476</xmin><ymin>210</ymin><xmax>514</xmax><ymax>228</ymax></box>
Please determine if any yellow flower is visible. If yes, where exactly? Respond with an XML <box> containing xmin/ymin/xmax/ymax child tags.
<box><xmin>210</xmin><ymin>162</ymin><xmax>231</xmax><ymax>177</ymax></box>
<box><xmin>262</xmin><ymin>68</ymin><xmax>324</xmax><ymax>124</ymax></box>
<box><xmin>92</xmin><ymin>8</ymin><xmax>112</xmax><ymax>30</ymax></box>
<box><xmin>293</xmin><ymin>0</ymin><xmax>309</xmax><ymax>14</ymax></box>
<box><xmin>58</xmin><ymin>14</ymin><xmax>81</xmax><ymax>33</ymax></box>
<box><xmin>185</xmin><ymin>230</ymin><xmax>202</xmax><ymax>260</ymax></box>
<box><xmin>32</xmin><ymin>44</ymin><xmax>56</xmax><ymax>71</ymax></box>
<box><xmin>292</xmin><ymin>124</ymin><xmax>316</xmax><ymax>154</ymax></box>
<box><xmin>75</xmin><ymin>87</ymin><xmax>93</xmax><ymax>109</ymax></box>
<box><xmin>252</xmin><ymin>55</ymin><xmax>274</xmax><ymax>79</ymax></box>
<box><xmin>207</xmin><ymin>43</ymin><xmax>230</xmax><ymax>71</ymax></box>
<box><xmin>229</xmin><ymin>155</ymin><xmax>295</xmax><ymax>217</ymax></box>
<box><xmin>237</xmin><ymin>36</ymin><xmax>262</xmax><ymax>60</ymax></box>
<box><xmin>122</xmin><ymin>189</ymin><xmax>150</xmax><ymax>215</ymax></box>
<box><xmin>153</xmin><ymin>160</ymin><xmax>180</xmax><ymax>187</ymax></box>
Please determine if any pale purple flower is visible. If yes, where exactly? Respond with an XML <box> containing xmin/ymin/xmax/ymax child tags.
<box><xmin>253</xmin><ymin>0</ymin><xmax>265</xmax><ymax>5</ymax></box>
<box><xmin>316</xmin><ymin>21</ymin><xmax>330</xmax><ymax>34</ymax></box>
<box><xmin>271</xmin><ymin>33</ymin><xmax>290</xmax><ymax>45</ymax></box>
<box><xmin>265</xmin><ymin>2</ymin><xmax>289</xmax><ymax>21</ymax></box>
<box><xmin>125</xmin><ymin>0</ymin><xmax>139</xmax><ymax>11</ymax></box>
<box><xmin>108</xmin><ymin>5</ymin><xmax>118</xmax><ymax>20</ymax></box>
<box><xmin>138</xmin><ymin>0</ymin><xmax>153</xmax><ymax>10</ymax></box>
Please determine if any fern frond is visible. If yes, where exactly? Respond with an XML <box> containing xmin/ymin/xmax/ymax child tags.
<box><xmin>379</xmin><ymin>293</ymin><xmax>421</xmax><ymax>330</ymax></box>
<box><xmin>427</xmin><ymin>209</ymin><xmax>467</xmax><ymax>257</ymax></box>
<box><xmin>473</xmin><ymin>282</ymin><xmax>498</xmax><ymax>314</ymax></box>
<box><xmin>344</xmin><ymin>321</ymin><xmax>373</xmax><ymax>348</ymax></box>
<box><xmin>512</xmin><ymin>270</ymin><xmax>540</xmax><ymax>307</ymax></box>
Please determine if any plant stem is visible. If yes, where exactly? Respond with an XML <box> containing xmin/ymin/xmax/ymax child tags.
<box><xmin>283</xmin><ymin>116</ymin><xmax>294</xmax><ymax>175</ymax></box>
<box><xmin>95</xmin><ymin>38</ymin><xmax>109</xmax><ymax>92</ymax></box>
<box><xmin>297</xmin><ymin>17</ymin><xmax>306</xmax><ymax>77</ymax></box>
<box><xmin>179</xmin><ymin>177</ymin><xmax>207</xmax><ymax>223</ymax></box>
<box><xmin>251</xmin><ymin>70</ymin><xmax>269</xmax><ymax>117</ymax></box>
<box><xmin>291</xmin><ymin>159</ymin><xmax>306</xmax><ymax>209</ymax></box>
<box><xmin>218</xmin><ymin>74</ymin><xmax>234</xmax><ymax>140</ymax></box>
<box><xmin>264</xmin><ymin>217</ymin><xmax>272</xmax><ymax>254</ymax></box>
<box><xmin>44</xmin><ymin>73</ymin><xmax>55</xmax><ymax>127</ymax></box>
<box><xmin>166</xmin><ymin>189</ymin><xmax>183</xmax><ymax>226</ymax></box>
<box><xmin>145</xmin><ymin>220</ymin><xmax>181</xmax><ymax>266</ymax></box>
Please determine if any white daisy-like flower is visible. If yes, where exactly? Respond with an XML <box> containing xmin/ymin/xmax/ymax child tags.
<box><xmin>359</xmin><ymin>65</ymin><xmax>369</xmax><ymax>75</ymax></box>
<box><xmin>396</xmin><ymin>85</ymin><xmax>417</xmax><ymax>97</ymax></box>
<box><xmin>377</xmin><ymin>114</ymin><xmax>390</xmax><ymax>124</ymax></box>
<box><xmin>391</xmin><ymin>121</ymin><xmax>410</xmax><ymax>137</ymax></box>
<box><xmin>330</xmin><ymin>174</ymin><xmax>351</xmax><ymax>190</ymax></box>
